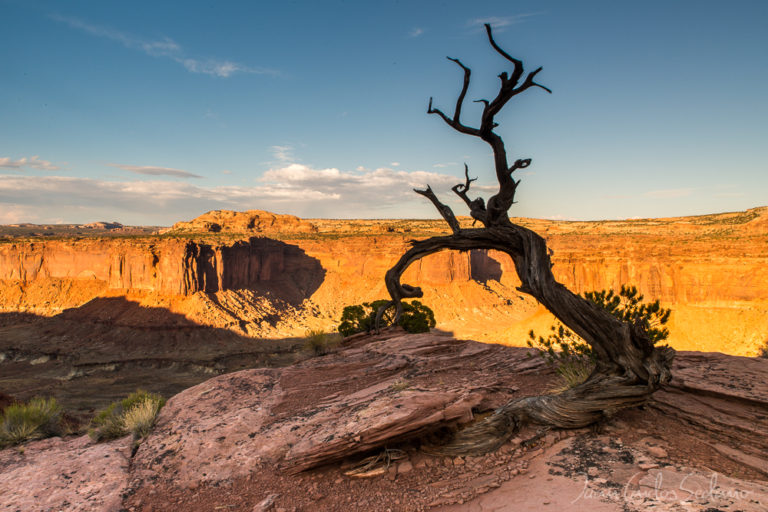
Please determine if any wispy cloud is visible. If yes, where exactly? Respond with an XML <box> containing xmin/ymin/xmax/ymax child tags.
<box><xmin>0</xmin><ymin>162</ymin><xmax>466</xmax><ymax>223</ymax></box>
<box><xmin>50</xmin><ymin>14</ymin><xmax>277</xmax><ymax>78</ymax></box>
<box><xmin>409</xmin><ymin>27</ymin><xmax>424</xmax><ymax>38</ymax></box>
<box><xmin>108</xmin><ymin>163</ymin><xmax>202</xmax><ymax>178</ymax></box>
<box><xmin>0</xmin><ymin>156</ymin><xmax>61</xmax><ymax>171</ymax></box>
<box><xmin>644</xmin><ymin>188</ymin><xmax>694</xmax><ymax>199</ymax></box>
<box><xmin>270</xmin><ymin>145</ymin><xmax>295</xmax><ymax>164</ymax></box>
<box><xmin>468</xmin><ymin>13</ymin><xmax>545</xmax><ymax>30</ymax></box>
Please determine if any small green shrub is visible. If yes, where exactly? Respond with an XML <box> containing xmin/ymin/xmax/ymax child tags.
<box><xmin>337</xmin><ymin>300</ymin><xmax>436</xmax><ymax>337</ymax></box>
<box><xmin>399</xmin><ymin>301</ymin><xmax>436</xmax><ymax>334</ymax></box>
<box><xmin>583</xmin><ymin>286</ymin><xmax>671</xmax><ymax>344</ymax></box>
<box><xmin>0</xmin><ymin>397</ymin><xmax>62</xmax><ymax>447</ymax></box>
<box><xmin>90</xmin><ymin>390</ymin><xmax>166</xmax><ymax>442</ymax></box>
<box><xmin>303</xmin><ymin>329</ymin><xmax>340</xmax><ymax>356</ymax></box>
<box><xmin>528</xmin><ymin>286</ymin><xmax>671</xmax><ymax>391</ymax></box>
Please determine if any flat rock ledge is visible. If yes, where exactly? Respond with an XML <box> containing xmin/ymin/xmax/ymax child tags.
<box><xmin>2</xmin><ymin>330</ymin><xmax>768</xmax><ymax>511</ymax></box>
<box><xmin>129</xmin><ymin>330</ymin><xmax>542</xmax><ymax>487</ymax></box>
<box><xmin>0</xmin><ymin>435</ymin><xmax>131</xmax><ymax>512</ymax></box>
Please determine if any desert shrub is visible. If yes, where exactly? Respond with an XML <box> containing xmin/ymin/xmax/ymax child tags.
<box><xmin>583</xmin><ymin>286</ymin><xmax>671</xmax><ymax>344</ymax></box>
<box><xmin>528</xmin><ymin>285</ymin><xmax>671</xmax><ymax>390</ymax></box>
<box><xmin>90</xmin><ymin>390</ymin><xmax>166</xmax><ymax>442</ymax></box>
<box><xmin>399</xmin><ymin>301</ymin><xmax>436</xmax><ymax>334</ymax></box>
<box><xmin>0</xmin><ymin>397</ymin><xmax>62</xmax><ymax>447</ymax></box>
<box><xmin>303</xmin><ymin>329</ymin><xmax>340</xmax><ymax>356</ymax></box>
<box><xmin>122</xmin><ymin>399</ymin><xmax>162</xmax><ymax>439</ymax></box>
<box><xmin>759</xmin><ymin>340</ymin><xmax>768</xmax><ymax>358</ymax></box>
<box><xmin>338</xmin><ymin>300</ymin><xmax>436</xmax><ymax>337</ymax></box>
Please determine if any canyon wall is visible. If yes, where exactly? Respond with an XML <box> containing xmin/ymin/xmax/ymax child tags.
<box><xmin>1</xmin><ymin>207</ymin><xmax>766</xmax><ymax>355</ymax></box>
<box><xmin>2</xmin><ymin>236</ymin><xmax>763</xmax><ymax>305</ymax></box>
<box><xmin>0</xmin><ymin>238</ymin><xmax>323</xmax><ymax>298</ymax></box>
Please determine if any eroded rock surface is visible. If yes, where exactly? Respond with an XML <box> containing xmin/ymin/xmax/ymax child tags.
<box><xmin>128</xmin><ymin>330</ymin><xmax>543</xmax><ymax>488</ymax></box>
<box><xmin>2</xmin><ymin>330</ymin><xmax>768</xmax><ymax>511</ymax></box>
<box><xmin>0</xmin><ymin>435</ymin><xmax>131</xmax><ymax>512</ymax></box>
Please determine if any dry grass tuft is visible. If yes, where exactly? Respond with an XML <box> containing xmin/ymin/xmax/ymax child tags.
<box><xmin>0</xmin><ymin>397</ymin><xmax>62</xmax><ymax>447</ymax></box>
<box><xmin>303</xmin><ymin>329</ymin><xmax>340</xmax><ymax>356</ymax></box>
<box><xmin>123</xmin><ymin>399</ymin><xmax>162</xmax><ymax>439</ymax></box>
<box><xmin>89</xmin><ymin>390</ymin><xmax>165</xmax><ymax>442</ymax></box>
<box><xmin>549</xmin><ymin>361</ymin><xmax>594</xmax><ymax>393</ymax></box>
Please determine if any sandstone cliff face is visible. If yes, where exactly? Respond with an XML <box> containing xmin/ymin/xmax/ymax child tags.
<box><xmin>1</xmin><ymin>207</ymin><xmax>766</xmax><ymax>355</ymax></box>
<box><xmin>0</xmin><ymin>238</ymin><xmax>323</xmax><ymax>298</ymax></box>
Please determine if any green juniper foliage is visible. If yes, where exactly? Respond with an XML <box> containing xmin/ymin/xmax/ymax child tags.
<box><xmin>338</xmin><ymin>300</ymin><xmax>436</xmax><ymax>337</ymax></box>
<box><xmin>528</xmin><ymin>286</ymin><xmax>671</xmax><ymax>389</ymax></box>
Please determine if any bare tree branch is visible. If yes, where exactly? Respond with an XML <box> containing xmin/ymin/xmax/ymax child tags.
<box><xmin>414</xmin><ymin>185</ymin><xmax>461</xmax><ymax>234</ymax></box>
<box><xmin>447</xmin><ymin>57</ymin><xmax>471</xmax><ymax>123</ymax></box>
<box><xmin>451</xmin><ymin>164</ymin><xmax>487</xmax><ymax>226</ymax></box>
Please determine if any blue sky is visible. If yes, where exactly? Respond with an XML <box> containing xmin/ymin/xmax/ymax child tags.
<box><xmin>1</xmin><ymin>0</ymin><xmax>766</xmax><ymax>225</ymax></box>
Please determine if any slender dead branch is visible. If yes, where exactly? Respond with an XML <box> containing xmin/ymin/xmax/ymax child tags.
<box><xmin>451</xmin><ymin>164</ymin><xmax>487</xmax><ymax>226</ymax></box>
<box><xmin>427</xmin><ymin>98</ymin><xmax>481</xmax><ymax>137</ymax></box>
<box><xmin>414</xmin><ymin>186</ymin><xmax>461</xmax><ymax>234</ymax></box>
<box><xmin>447</xmin><ymin>57</ymin><xmax>471</xmax><ymax>124</ymax></box>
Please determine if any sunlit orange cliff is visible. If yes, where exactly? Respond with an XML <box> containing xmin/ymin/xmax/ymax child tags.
<box><xmin>1</xmin><ymin>206</ymin><xmax>766</xmax><ymax>356</ymax></box>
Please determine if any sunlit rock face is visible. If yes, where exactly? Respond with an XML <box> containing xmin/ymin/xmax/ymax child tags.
<box><xmin>0</xmin><ymin>206</ymin><xmax>766</xmax><ymax>355</ymax></box>
<box><xmin>163</xmin><ymin>209</ymin><xmax>318</xmax><ymax>235</ymax></box>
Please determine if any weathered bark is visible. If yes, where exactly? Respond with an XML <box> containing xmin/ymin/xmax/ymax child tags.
<box><xmin>379</xmin><ymin>24</ymin><xmax>675</xmax><ymax>454</ymax></box>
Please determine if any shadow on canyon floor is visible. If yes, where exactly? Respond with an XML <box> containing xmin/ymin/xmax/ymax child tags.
<box><xmin>0</xmin><ymin>297</ymin><xmax>312</xmax><ymax>417</ymax></box>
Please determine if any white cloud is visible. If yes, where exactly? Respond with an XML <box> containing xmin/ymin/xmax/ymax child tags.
<box><xmin>644</xmin><ymin>188</ymin><xmax>694</xmax><ymax>199</ymax></box>
<box><xmin>390</xmin><ymin>162</ymin><xmax>400</xmax><ymax>167</ymax></box>
<box><xmin>262</xmin><ymin>163</ymin><xmax>458</xmax><ymax>192</ymax></box>
<box><xmin>108</xmin><ymin>163</ymin><xmax>202</xmax><ymax>178</ymax></box>
<box><xmin>270</xmin><ymin>145</ymin><xmax>295</xmax><ymax>164</ymax></box>
<box><xmin>0</xmin><ymin>175</ymin><xmax>339</xmax><ymax>224</ymax></box>
<box><xmin>50</xmin><ymin>15</ymin><xmax>277</xmax><ymax>78</ymax></box>
<box><xmin>409</xmin><ymin>27</ymin><xmax>424</xmax><ymax>38</ymax></box>
<box><xmin>0</xmin><ymin>156</ymin><xmax>61</xmax><ymax>171</ymax></box>
<box><xmin>0</xmin><ymin>162</ymin><xmax>468</xmax><ymax>224</ymax></box>
<box><xmin>468</xmin><ymin>13</ymin><xmax>544</xmax><ymax>30</ymax></box>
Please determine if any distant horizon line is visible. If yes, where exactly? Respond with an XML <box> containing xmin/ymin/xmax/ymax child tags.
<box><xmin>2</xmin><ymin>205</ymin><xmax>765</xmax><ymax>228</ymax></box>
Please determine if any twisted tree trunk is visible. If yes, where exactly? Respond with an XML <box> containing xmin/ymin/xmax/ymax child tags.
<box><xmin>378</xmin><ymin>24</ymin><xmax>675</xmax><ymax>454</ymax></box>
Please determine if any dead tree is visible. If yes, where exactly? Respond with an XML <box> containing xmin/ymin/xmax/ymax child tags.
<box><xmin>377</xmin><ymin>24</ymin><xmax>675</xmax><ymax>454</ymax></box>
